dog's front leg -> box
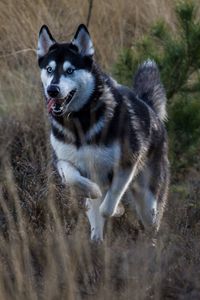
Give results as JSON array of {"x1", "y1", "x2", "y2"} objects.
[
  {"x1": 100, "y1": 164, "x2": 138, "y2": 218},
  {"x1": 57, "y1": 160, "x2": 102, "y2": 199},
  {"x1": 86, "y1": 197, "x2": 105, "y2": 241}
]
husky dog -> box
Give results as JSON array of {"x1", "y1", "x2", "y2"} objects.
[{"x1": 37, "y1": 24, "x2": 169, "y2": 241}]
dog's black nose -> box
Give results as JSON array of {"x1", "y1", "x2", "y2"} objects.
[{"x1": 47, "y1": 85, "x2": 60, "y2": 98}]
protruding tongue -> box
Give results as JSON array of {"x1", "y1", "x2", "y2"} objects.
[{"x1": 47, "y1": 99, "x2": 56, "y2": 113}]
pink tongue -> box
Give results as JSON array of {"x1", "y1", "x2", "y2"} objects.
[{"x1": 47, "y1": 99, "x2": 56, "y2": 113}]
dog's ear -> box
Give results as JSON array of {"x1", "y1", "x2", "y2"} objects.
[
  {"x1": 37, "y1": 25, "x2": 56, "y2": 59},
  {"x1": 71, "y1": 24, "x2": 94, "y2": 57}
]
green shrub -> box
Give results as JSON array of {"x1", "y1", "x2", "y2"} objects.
[
  {"x1": 113, "y1": 0, "x2": 200, "y2": 176},
  {"x1": 168, "y1": 94, "x2": 200, "y2": 172},
  {"x1": 113, "y1": 1, "x2": 200, "y2": 99}
]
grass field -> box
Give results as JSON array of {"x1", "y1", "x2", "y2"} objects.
[{"x1": 0, "y1": 1, "x2": 200, "y2": 299}]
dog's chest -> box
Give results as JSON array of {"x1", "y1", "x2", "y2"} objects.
[{"x1": 51, "y1": 133, "x2": 120, "y2": 181}]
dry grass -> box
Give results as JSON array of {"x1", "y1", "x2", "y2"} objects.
[
  {"x1": 0, "y1": 0, "x2": 176, "y2": 112},
  {"x1": 0, "y1": 0, "x2": 176, "y2": 65},
  {"x1": 0, "y1": 0, "x2": 200, "y2": 299},
  {"x1": 1, "y1": 109, "x2": 200, "y2": 300}
]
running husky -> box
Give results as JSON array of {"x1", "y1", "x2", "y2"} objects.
[{"x1": 37, "y1": 24, "x2": 169, "y2": 241}]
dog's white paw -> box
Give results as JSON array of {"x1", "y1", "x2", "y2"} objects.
[
  {"x1": 100, "y1": 198, "x2": 125, "y2": 218},
  {"x1": 90, "y1": 230, "x2": 103, "y2": 243},
  {"x1": 71, "y1": 177, "x2": 102, "y2": 199},
  {"x1": 99, "y1": 201, "x2": 114, "y2": 218},
  {"x1": 112, "y1": 203, "x2": 125, "y2": 218},
  {"x1": 89, "y1": 223, "x2": 104, "y2": 242},
  {"x1": 86, "y1": 180, "x2": 102, "y2": 199}
]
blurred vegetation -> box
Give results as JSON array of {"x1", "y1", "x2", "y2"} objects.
[
  {"x1": 113, "y1": 0, "x2": 200, "y2": 177},
  {"x1": 0, "y1": 1, "x2": 200, "y2": 299}
]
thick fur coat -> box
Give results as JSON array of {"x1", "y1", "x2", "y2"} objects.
[{"x1": 37, "y1": 24, "x2": 169, "y2": 241}]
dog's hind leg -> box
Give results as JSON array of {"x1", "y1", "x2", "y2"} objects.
[
  {"x1": 133, "y1": 187, "x2": 158, "y2": 231},
  {"x1": 132, "y1": 159, "x2": 169, "y2": 232},
  {"x1": 86, "y1": 198, "x2": 105, "y2": 241}
]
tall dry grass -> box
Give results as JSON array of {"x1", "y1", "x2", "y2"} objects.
[
  {"x1": 0, "y1": 0, "x2": 200, "y2": 299},
  {"x1": 0, "y1": 110, "x2": 171, "y2": 300},
  {"x1": 0, "y1": 0, "x2": 176, "y2": 113},
  {"x1": 0, "y1": 0, "x2": 176, "y2": 64}
]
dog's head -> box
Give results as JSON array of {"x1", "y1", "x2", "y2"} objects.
[{"x1": 37, "y1": 24, "x2": 95, "y2": 116}]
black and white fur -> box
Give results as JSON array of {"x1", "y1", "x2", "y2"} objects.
[{"x1": 37, "y1": 24, "x2": 169, "y2": 241}]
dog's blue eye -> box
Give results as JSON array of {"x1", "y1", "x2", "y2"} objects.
[
  {"x1": 47, "y1": 66, "x2": 53, "y2": 74},
  {"x1": 66, "y1": 67, "x2": 74, "y2": 75}
]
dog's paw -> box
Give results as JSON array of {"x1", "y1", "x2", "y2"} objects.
[
  {"x1": 112, "y1": 203, "x2": 125, "y2": 218},
  {"x1": 90, "y1": 231, "x2": 103, "y2": 243},
  {"x1": 99, "y1": 201, "x2": 114, "y2": 218},
  {"x1": 100, "y1": 196, "x2": 124, "y2": 218},
  {"x1": 72, "y1": 177, "x2": 102, "y2": 199},
  {"x1": 85, "y1": 180, "x2": 102, "y2": 199}
]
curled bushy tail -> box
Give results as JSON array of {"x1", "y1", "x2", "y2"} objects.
[{"x1": 133, "y1": 59, "x2": 167, "y2": 121}]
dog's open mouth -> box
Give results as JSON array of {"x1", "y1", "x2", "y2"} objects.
[{"x1": 47, "y1": 89, "x2": 76, "y2": 116}]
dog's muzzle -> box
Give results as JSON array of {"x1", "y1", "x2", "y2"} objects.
[{"x1": 47, "y1": 89, "x2": 76, "y2": 116}]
